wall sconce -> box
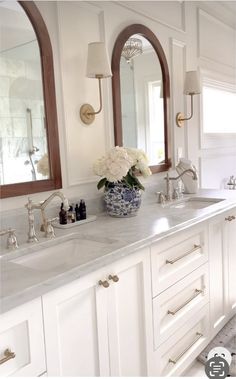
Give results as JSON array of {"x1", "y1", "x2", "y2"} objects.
[
  {"x1": 176, "y1": 70, "x2": 201, "y2": 128},
  {"x1": 80, "y1": 42, "x2": 112, "y2": 125}
]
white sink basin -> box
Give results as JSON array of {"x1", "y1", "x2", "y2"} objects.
[
  {"x1": 168, "y1": 197, "x2": 225, "y2": 210},
  {"x1": 11, "y1": 236, "x2": 115, "y2": 273}
]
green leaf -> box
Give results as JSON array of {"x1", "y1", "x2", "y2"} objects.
[
  {"x1": 124, "y1": 171, "x2": 145, "y2": 191},
  {"x1": 97, "y1": 177, "x2": 107, "y2": 190}
]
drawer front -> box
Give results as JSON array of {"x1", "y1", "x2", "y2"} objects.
[
  {"x1": 151, "y1": 223, "x2": 208, "y2": 296},
  {"x1": 153, "y1": 303, "x2": 210, "y2": 377},
  {"x1": 0, "y1": 298, "x2": 46, "y2": 377},
  {"x1": 153, "y1": 264, "x2": 209, "y2": 348}
]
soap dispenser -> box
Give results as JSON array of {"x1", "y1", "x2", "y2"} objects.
[{"x1": 59, "y1": 203, "x2": 67, "y2": 225}]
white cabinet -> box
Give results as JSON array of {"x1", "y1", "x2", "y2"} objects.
[
  {"x1": 208, "y1": 208, "x2": 236, "y2": 338},
  {"x1": 153, "y1": 304, "x2": 210, "y2": 377},
  {"x1": 208, "y1": 213, "x2": 228, "y2": 336},
  {"x1": 0, "y1": 298, "x2": 46, "y2": 377},
  {"x1": 2, "y1": 205, "x2": 235, "y2": 377},
  {"x1": 153, "y1": 263, "x2": 209, "y2": 348},
  {"x1": 151, "y1": 223, "x2": 208, "y2": 296},
  {"x1": 42, "y1": 247, "x2": 153, "y2": 377}
]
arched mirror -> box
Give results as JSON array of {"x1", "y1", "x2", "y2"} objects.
[
  {"x1": 112, "y1": 24, "x2": 171, "y2": 173},
  {"x1": 0, "y1": 1, "x2": 61, "y2": 198}
]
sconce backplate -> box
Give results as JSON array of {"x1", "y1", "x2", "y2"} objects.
[
  {"x1": 80, "y1": 104, "x2": 95, "y2": 125},
  {"x1": 176, "y1": 112, "x2": 185, "y2": 128}
]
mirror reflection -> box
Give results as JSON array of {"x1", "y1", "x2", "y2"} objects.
[
  {"x1": 120, "y1": 34, "x2": 164, "y2": 166},
  {"x1": 0, "y1": 1, "x2": 49, "y2": 185}
]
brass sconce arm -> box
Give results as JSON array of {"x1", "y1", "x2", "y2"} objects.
[
  {"x1": 176, "y1": 70, "x2": 201, "y2": 128},
  {"x1": 80, "y1": 77, "x2": 103, "y2": 125},
  {"x1": 176, "y1": 93, "x2": 194, "y2": 128}
]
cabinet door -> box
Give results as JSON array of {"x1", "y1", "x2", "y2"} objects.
[
  {"x1": 106, "y1": 247, "x2": 153, "y2": 377},
  {"x1": 224, "y1": 209, "x2": 236, "y2": 315},
  {"x1": 42, "y1": 268, "x2": 110, "y2": 377},
  {"x1": 208, "y1": 214, "x2": 228, "y2": 337},
  {"x1": 0, "y1": 298, "x2": 46, "y2": 377}
]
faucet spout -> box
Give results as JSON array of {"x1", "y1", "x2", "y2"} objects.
[
  {"x1": 40, "y1": 191, "x2": 69, "y2": 232},
  {"x1": 164, "y1": 168, "x2": 198, "y2": 202},
  {"x1": 40, "y1": 191, "x2": 69, "y2": 211},
  {"x1": 169, "y1": 168, "x2": 198, "y2": 181}
]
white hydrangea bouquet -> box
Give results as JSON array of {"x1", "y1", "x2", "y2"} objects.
[{"x1": 93, "y1": 146, "x2": 152, "y2": 191}]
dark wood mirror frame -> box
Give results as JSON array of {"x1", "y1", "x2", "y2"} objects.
[
  {"x1": 112, "y1": 24, "x2": 171, "y2": 174},
  {"x1": 0, "y1": 1, "x2": 62, "y2": 198}
]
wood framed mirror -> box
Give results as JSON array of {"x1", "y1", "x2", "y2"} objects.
[
  {"x1": 0, "y1": 1, "x2": 62, "y2": 198},
  {"x1": 112, "y1": 24, "x2": 171, "y2": 173}
]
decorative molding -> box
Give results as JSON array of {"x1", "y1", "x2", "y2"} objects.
[
  {"x1": 170, "y1": 38, "x2": 187, "y2": 165},
  {"x1": 76, "y1": 1, "x2": 104, "y2": 15},
  {"x1": 67, "y1": 176, "x2": 98, "y2": 187},
  {"x1": 56, "y1": 2, "x2": 108, "y2": 187},
  {"x1": 199, "y1": 57, "x2": 236, "y2": 79},
  {"x1": 198, "y1": 8, "x2": 236, "y2": 69},
  {"x1": 114, "y1": 1, "x2": 186, "y2": 33},
  {"x1": 198, "y1": 8, "x2": 236, "y2": 33}
]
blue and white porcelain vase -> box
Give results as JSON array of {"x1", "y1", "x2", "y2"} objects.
[{"x1": 104, "y1": 183, "x2": 142, "y2": 217}]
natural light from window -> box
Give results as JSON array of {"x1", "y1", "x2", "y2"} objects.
[
  {"x1": 203, "y1": 84, "x2": 236, "y2": 134},
  {"x1": 148, "y1": 81, "x2": 164, "y2": 165}
]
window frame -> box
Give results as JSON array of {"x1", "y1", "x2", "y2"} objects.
[{"x1": 200, "y1": 75, "x2": 236, "y2": 149}]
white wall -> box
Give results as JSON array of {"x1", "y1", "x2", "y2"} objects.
[{"x1": 1, "y1": 0, "x2": 236, "y2": 211}]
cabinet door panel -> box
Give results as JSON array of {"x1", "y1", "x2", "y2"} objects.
[
  {"x1": 225, "y1": 210, "x2": 236, "y2": 314},
  {"x1": 107, "y1": 248, "x2": 153, "y2": 377},
  {"x1": 42, "y1": 270, "x2": 109, "y2": 376},
  {"x1": 209, "y1": 215, "x2": 228, "y2": 336}
]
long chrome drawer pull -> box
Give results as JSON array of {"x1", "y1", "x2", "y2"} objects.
[
  {"x1": 169, "y1": 332, "x2": 203, "y2": 364},
  {"x1": 166, "y1": 244, "x2": 201, "y2": 265},
  {"x1": 0, "y1": 349, "x2": 16, "y2": 365},
  {"x1": 167, "y1": 289, "x2": 203, "y2": 315}
]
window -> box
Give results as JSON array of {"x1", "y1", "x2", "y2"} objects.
[
  {"x1": 202, "y1": 78, "x2": 236, "y2": 134},
  {"x1": 148, "y1": 80, "x2": 164, "y2": 165}
]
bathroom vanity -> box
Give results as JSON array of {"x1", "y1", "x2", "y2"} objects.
[{"x1": 0, "y1": 191, "x2": 236, "y2": 377}]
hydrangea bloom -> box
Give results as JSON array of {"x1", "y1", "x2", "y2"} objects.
[{"x1": 93, "y1": 146, "x2": 151, "y2": 190}]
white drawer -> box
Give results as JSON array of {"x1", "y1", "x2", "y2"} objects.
[
  {"x1": 153, "y1": 263, "x2": 209, "y2": 348},
  {"x1": 153, "y1": 303, "x2": 210, "y2": 377},
  {"x1": 0, "y1": 298, "x2": 46, "y2": 377},
  {"x1": 151, "y1": 223, "x2": 208, "y2": 296}
]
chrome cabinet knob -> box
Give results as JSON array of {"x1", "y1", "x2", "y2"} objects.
[
  {"x1": 98, "y1": 280, "x2": 110, "y2": 288},
  {"x1": 108, "y1": 274, "x2": 119, "y2": 283}
]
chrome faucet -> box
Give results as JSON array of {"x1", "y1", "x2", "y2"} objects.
[
  {"x1": 25, "y1": 191, "x2": 69, "y2": 241},
  {"x1": 158, "y1": 169, "x2": 198, "y2": 204},
  {"x1": 167, "y1": 168, "x2": 198, "y2": 182}
]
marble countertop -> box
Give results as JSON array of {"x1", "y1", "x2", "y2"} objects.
[{"x1": 1, "y1": 189, "x2": 236, "y2": 314}]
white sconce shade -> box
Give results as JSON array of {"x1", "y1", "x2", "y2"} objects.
[
  {"x1": 184, "y1": 70, "x2": 201, "y2": 95},
  {"x1": 86, "y1": 42, "x2": 112, "y2": 78}
]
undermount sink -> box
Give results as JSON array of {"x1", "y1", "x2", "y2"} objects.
[
  {"x1": 11, "y1": 235, "x2": 116, "y2": 273},
  {"x1": 167, "y1": 197, "x2": 225, "y2": 210}
]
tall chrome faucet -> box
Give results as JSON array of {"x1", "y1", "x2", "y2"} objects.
[
  {"x1": 158, "y1": 169, "x2": 198, "y2": 204},
  {"x1": 25, "y1": 191, "x2": 69, "y2": 242}
]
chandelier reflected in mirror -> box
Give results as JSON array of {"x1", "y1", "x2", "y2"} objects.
[{"x1": 121, "y1": 37, "x2": 143, "y2": 63}]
